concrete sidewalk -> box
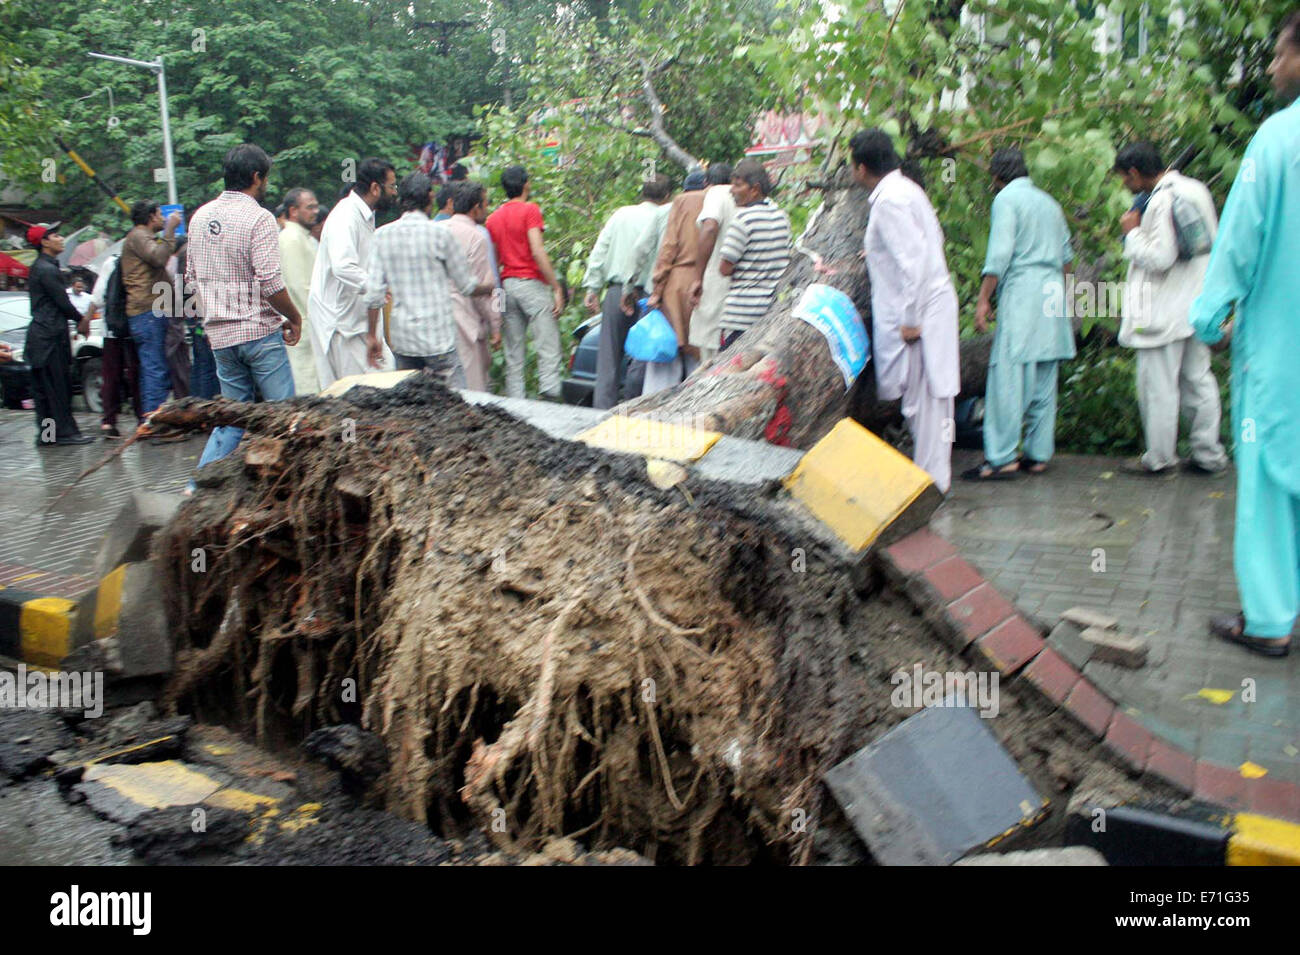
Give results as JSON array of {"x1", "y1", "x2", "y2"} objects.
[{"x1": 937, "y1": 448, "x2": 1300, "y2": 785}]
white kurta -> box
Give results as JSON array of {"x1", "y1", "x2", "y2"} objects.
[
  {"x1": 863, "y1": 170, "x2": 961, "y2": 491},
  {"x1": 308, "y1": 190, "x2": 392, "y2": 387}
]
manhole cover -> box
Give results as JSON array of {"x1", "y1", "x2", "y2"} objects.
[{"x1": 959, "y1": 503, "x2": 1114, "y2": 534}]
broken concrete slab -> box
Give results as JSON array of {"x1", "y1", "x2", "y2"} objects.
[
  {"x1": 93, "y1": 492, "x2": 184, "y2": 579},
  {"x1": 1079, "y1": 626, "x2": 1148, "y2": 669},
  {"x1": 1061, "y1": 606, "x2": 1120, "y2": 631},
  {"x1": 823, "y1": 703, "x2": 1048, "y2": 865},
  {"x1": 102, "y1": 562, "x2": 174, "y2": 679},
  {"x1": 0, "y1": 709, "x2": 76, "y2": 780}
]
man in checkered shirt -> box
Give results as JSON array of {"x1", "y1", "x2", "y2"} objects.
[
  {"x1": 364, "y1": 172, "x2": 493, "y2": 387},
  {"x1": 184, "y1": 143, "x2": 303, "y2": 485}
]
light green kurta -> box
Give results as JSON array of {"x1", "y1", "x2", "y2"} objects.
[
  {"x1": 1190, "y1": 96, "x2": 1300, "y2": 638},
  {"x1": 982, "y1": 176, "x2": 1076, "y2": 365}
]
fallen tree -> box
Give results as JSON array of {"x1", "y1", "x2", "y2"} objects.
[
  {"x1": 151, "y1": 379, "x2": 941, "y2": 863},
  {"x1": 617, "y1": 166, "x2": 998, "y2": 449}
]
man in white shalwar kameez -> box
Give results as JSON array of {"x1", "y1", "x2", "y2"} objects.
[
  {"x1": 851, "y1": 129, "x2": 961, "y2": 493},
  {"x1": 309, "y1": 159, "x2": 397, "y2": 388}
]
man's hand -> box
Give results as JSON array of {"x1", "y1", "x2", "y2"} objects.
[
  {"x1": 164, "y1": 212, "x2": 182, "y2": 236},
  {"x1": 688, "y1": 280, "x2": 703, "y2": 309},
  {"x1": 646, "y1": 292, "x2": 661, "y2": 310},
  {"x1": 584, "y1": 290, "x2": 600, "y2": 315},
  {"x1": 682, "y1": 343, "x2": 701, "y2": 362},
  {"x1": 900, "y1": 325, "x2": 922, "y2": 343},
  {"x1": 975, "y1": 298, "x2": 993, "y2": 334},
  {"x1": 620, "y1": 293, "x2": 637, "y2": 317},
  {"x1": 77, "y1": 316, "x2": 90, "y2": 338},
  {"x1": 0, "y1": 342, "x2": 12, "y2": 364},
  {"x1": 552, "y1": 286, "x2": 565, "y2": 318},
  {"x1": 490, "y1": 330, "x2": 502, "y2": 349},
  {"x1": 1120, "y1": 209, "x2": 1141, "y2": 235},
  {"x1": 1211, "y1": 320, "x2": 1233, "y2": 353},
  {"x1": 283, "y1": 321, "x2": 301, "y2": 347},
  {"x1": 365, "y1": 332, "x2": 383, "y2": 367}
]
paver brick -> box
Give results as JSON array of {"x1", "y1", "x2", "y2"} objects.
[
  {"x1": 1021, "y1": 647, "x2": 1081, "y2": 707},
  {"x1": 922, "y1": 555, "x2": 984, "y2": 602},
  {"x1": 1195, "y1": 761, "x2": 1248, "y2": 811},
  {"x1": 1063, "y1": 679, "x2": 1116, "y2": 738},
  {"x1": 1102, "y1": 712, "x2": 1153, "y2": 773},
  {"x1": 1144, "y1": 739, "x2": 1196, "y2": 793},
  {"x1": 945, "y1": 583, "x2": 1018, "y2": 650},
  {"x1": 974, "y1": 616, "x2": 1044, "y2": 675}
]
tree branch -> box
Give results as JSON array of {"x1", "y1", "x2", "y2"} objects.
[{"x1": 638, "y1": 56, "x2": 700, "y2": 171}]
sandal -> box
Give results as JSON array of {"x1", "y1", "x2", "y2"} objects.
[
  {"x1": 1019, "y1": 456, "x2": 1048, "y2": 474},
  {"x1": 1209, "y1": 613, "x2": 1291, "y2": 657},
  {"x1": 961, "y1": 461, "x2": 1020, "y2": 482}
]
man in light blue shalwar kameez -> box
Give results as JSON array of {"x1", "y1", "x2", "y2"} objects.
[
  {"x1": 965, "y1": 148, "x2": 1075, "y2": 481},
  {"x1": 1191, "y1": 14, "x2": 1300, "y2": 657}
]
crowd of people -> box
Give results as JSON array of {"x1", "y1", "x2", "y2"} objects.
[{"x1": 10, "y1": 8, "x2": 1300, "y2": 657}]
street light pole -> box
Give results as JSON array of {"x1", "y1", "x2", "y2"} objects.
[{"x1": 87, "y1": 52, "x2": 178, "y2": 206}]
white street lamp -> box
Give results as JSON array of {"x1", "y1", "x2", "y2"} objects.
[{"x1": 87, "y1": 52, "x2": 178, "y2": 206}]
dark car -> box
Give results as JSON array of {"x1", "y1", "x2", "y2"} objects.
[
  {"x1": 0, "y1": 293, "x2": 104, "y2": 413},
  {"x1": 561, "y1": 319, "x2": 641, "y2": 406}
]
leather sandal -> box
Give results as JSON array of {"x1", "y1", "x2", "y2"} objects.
[
  {"x1": 961, "y1": 461, "x2": 1020, "y2": 481},
  {"x1": 1209, "y1": 613, "x2": 1290, "y2": 657}
]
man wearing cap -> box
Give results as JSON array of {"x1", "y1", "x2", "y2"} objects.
[{"x1": 25, "y1": 224, "x2": 93, "y2": 446}]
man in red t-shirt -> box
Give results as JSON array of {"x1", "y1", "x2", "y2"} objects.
[{"x1": 484, "y1": 165, "x2": 565, "y2": 399}]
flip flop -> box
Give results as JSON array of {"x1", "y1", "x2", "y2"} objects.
[
  {"x1": 1019, "y1": 457, "x2": 1048, "y2": 474},
  {"x1": 961, "y1": 461, "x2": 1020, "y2": 482},
  {"x1": 1209, "y1": 613, "x2": 1291, "y2": 657}
]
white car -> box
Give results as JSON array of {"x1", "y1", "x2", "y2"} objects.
[{"x1": 0, "y1": 291, "x2": 106, "y2": 413}]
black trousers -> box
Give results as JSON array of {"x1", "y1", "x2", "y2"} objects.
[
  {"x1": 101, "y1": 336, "x2": 142, "y2": 428},
  {"x1": 30, "y1": 357, "x2": 82, "y2": 443}
]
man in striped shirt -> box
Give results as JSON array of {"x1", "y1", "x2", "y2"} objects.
[
  {"x1": 185, "y1": 143, "x2": 303, "y2": 486},
  {"x1": 363, "y1": 172, "x2": 493, "y2": 387},
  {"x1": 718, "y1": 160, "x2": 792, "y2": 347}
]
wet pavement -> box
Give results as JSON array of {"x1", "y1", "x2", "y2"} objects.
[
  {"x1": 939, "y1": 448, "x2": 1300, "y2": 783},
  {"x1": 0, "y1": 407, "x2": 201, "y2": 594}
]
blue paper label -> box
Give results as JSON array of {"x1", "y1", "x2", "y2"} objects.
[{"x1": 793, "y1": 284, "x2": 869, "y2": 388}]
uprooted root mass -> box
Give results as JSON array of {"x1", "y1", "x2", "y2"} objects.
[{"x1": 146, "y1": 377, "x2": 1001, "y2": 863}]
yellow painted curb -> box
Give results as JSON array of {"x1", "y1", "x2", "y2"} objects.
[
  {"x1": 577, "y1": 414, "x2": 721, "y2": 463},
  {"x1": 784, "y1": 418, "x2": 932, "y2": 551},
  {"x1": 1228, "y1": 812, "x2": 1300, "y2": 866},
  {"x1": 19, "y1": 597, "x2": 76, "y2": 669},
  {"x1": 93, "y1": 564, "x2": 126, "y2": 640}
]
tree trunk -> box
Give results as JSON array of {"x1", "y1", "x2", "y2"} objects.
[{"x1": 618, "y1": 166, "x2": 996, "y2": 449}]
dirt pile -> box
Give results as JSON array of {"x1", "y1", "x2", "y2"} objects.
[{"x1": 149, "y1": 375, "x2": 1168, "y2": 864}]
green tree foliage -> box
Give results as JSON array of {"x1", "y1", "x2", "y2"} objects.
[
  {"x1": 479, "y1": 0, "x2": 776, "y2": 288},
  {"x1": 0, "y1": 0, "x2": 500, "y2": 231},
  {"x1": 753, "y1": 0, "x2": 1296, "y2": 334}
]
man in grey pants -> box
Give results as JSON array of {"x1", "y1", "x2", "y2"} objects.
[
  {"x1": 484, "y1": 165, "x2": 566, "y2": 399},
  {"x1": 584, "y1": 175, "x2": 672, "y2": 409}
]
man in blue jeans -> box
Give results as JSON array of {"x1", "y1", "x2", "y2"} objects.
[
  {"x1": 184, "y1": 144, "x2": 303, "y2": 490},
  {"x1": 120, "y1": 200, "x2": 182, "y2": 438}
]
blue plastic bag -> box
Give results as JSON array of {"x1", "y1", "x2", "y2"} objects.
[{"x1": 624, "y1": 308, "x2": 678, "y2": 363}]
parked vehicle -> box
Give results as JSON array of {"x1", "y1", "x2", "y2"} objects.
[{"x1": 0, "y1": 292, "x2": 105, "y2": 414}]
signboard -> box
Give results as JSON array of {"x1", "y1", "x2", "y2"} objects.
[{"x1": 793, "y1": 283, "x2": 869, "y2": 389}]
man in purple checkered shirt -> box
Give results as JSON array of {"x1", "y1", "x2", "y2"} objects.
[{"x1": 184, "y1": 144, "x2": 304, "y2": 490}]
